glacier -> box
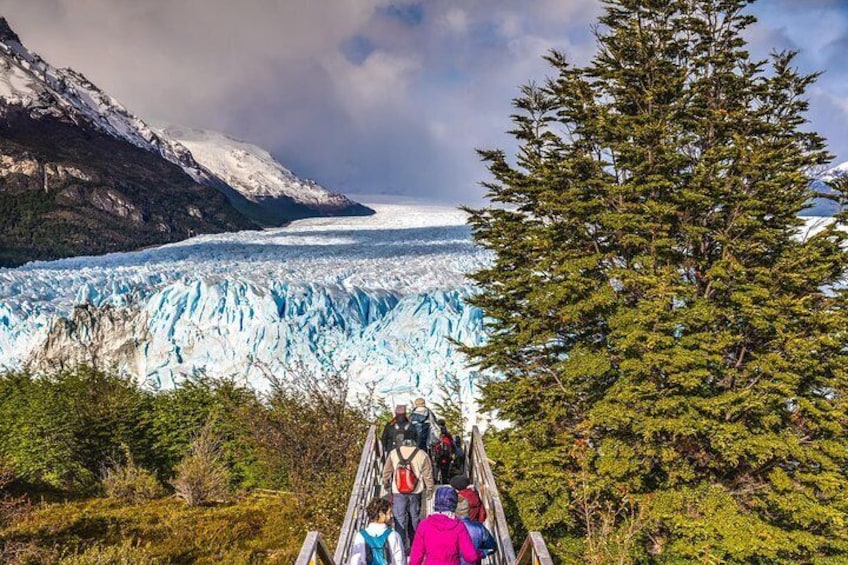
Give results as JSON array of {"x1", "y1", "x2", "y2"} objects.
[{"x1": 0, "y1": 203, "x2": 493, "y2": 424}]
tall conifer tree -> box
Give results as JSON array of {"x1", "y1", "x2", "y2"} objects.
[{"x1": 466, "y1": 0, "x2": 848, "y2": 562}]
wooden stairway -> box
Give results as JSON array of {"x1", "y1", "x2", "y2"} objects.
[{"x1": 295, "y1": 425, "x2": 553, "y2": 565}]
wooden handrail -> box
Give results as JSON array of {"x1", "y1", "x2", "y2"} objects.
[
  {"x1": 334, "y1": 424, "x2": 383, "y2": 565},
  {"x1": 513, "y1": 532, "x2": 554, "y2": 565},
  {"x1": 468, "y1": 425, "x2": 517, "y2": 565},
  {"x1": 295, "y1": 531, "x2": 336, "y2": 565}
]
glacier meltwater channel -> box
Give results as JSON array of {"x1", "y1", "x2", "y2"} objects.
[{"x1": 0, "y1": 203, "x2": 492, "y2": 422}]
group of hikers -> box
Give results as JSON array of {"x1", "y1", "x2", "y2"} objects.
[{"x1": 348, "y1": 398, "x2": 497, "y2": 565}]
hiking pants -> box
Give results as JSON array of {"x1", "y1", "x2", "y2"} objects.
[{"x1": 392, "y1": 492, "x2": 421, "y2": 550}]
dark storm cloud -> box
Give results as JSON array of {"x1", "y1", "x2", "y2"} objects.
[{"x1": 0, "y1": 0, "x2": 846, "y2": 203}]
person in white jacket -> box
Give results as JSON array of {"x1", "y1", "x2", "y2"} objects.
[{"x1": 348, "y1": 498, "x2": 405, "y2": 565}]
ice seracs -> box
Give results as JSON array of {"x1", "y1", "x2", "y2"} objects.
[{"x1": 0, "y1": 204, "x2": 491, "y2": 425}]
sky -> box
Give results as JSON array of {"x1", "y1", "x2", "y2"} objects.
[{"x1": 1, "y1": 0, "x2": 847, "y2": 205}]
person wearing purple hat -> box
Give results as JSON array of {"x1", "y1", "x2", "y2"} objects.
[{"x1": 409, "y1": 486, "x2": 480, "y2": 565}]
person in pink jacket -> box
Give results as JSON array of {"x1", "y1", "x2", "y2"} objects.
[{"x1": 409, "y1": 486, "x2": 481, "y2": 565}]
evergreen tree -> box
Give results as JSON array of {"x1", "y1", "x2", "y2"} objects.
[{"x1": 465, "y1": 0, "x2": 848, "y2": 562}]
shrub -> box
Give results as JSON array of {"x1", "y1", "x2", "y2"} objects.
[
  {"x1": 101, "y1": 448, "x2": 164, "y2": 504},
  {"x1": 0, "y1": 462, "x2": 30, "y2": 528},
  {"x1": 0, "y1": 367, "x2": 153, "y2": 494},
  {"x1": 170, "y1": 422, "x2": 231, "y2": 506}
]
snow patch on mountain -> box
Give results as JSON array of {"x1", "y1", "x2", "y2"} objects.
[{"x1": 158, "y1": 126, "x2": 364, "y2": 213}]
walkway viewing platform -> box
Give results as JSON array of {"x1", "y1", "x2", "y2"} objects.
[{"x1": 296, "y1": 425, "x2": 553, "y2": 565}]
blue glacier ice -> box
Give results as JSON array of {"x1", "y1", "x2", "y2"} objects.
[{"x1": 0, "y1": 203, "x2": 493, "y2": 425}]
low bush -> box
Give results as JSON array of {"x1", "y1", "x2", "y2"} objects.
[
  {"x1": 101, "y1": 448, "x2": 164, "y2": 505},
  {"x1": 170, "y1": 422, "x2": 231, "y2": 507},
  {"x1": 60, "y1": 539, "x2": 160, "y2": 564},
  {"x1": 0, "y1": 463, "x2": 29, "y2": 528}
]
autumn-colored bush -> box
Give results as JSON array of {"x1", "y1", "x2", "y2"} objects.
[
  {"x1": 170, "y1": 422, "x2": 232, "y2": 507},
  {"x1": 101, "y1": 448, "x2": 164, "y2": 505}
]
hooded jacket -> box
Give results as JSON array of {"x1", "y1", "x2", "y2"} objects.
[
  {"x1": 409, "y1": 513, "x2": 481, "y2": 565},
  {"x1": 459, "y1": 518, "x2": 496, "y2": 565}
]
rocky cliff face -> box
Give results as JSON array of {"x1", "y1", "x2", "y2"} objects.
[
  {"x1": 0, "y1": 103, "x2": 255, "y2": 267},
  {"x1": 27, "y1": 303, "x2": 151, "y2": 376},
  {"x1": 0, "y1": 15, "x2": 373, "y2": 266}
]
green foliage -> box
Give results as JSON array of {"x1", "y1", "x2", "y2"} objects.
[
  {"x1": 59, "y1": 540, "x2": 160, "y2": 565},
  {"x1": 147, "y1": 377, "x2": 260, "y2": 487},
  {"x1": 0, "y1": 367, "x2": 152, "y2": 493},
  {"x1": 0, "y1": 495, "x2": 309, "y2": 564},
  {"x1": 467, "y1": 0, "x2": 848, "y2": 562},
  {"x1": 0, "y1": 364, "x2": 370, "y2": 560},
  {"x1": 433, "y1": 373, "x2": 468, "y2": 435}
]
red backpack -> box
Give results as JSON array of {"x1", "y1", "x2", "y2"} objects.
[
  {"x1": 433, "y1": 433, "x2": 454, "y2": 465},
  {"x1": 393, "y1": 448, "x2": 420, "y2": 493}
]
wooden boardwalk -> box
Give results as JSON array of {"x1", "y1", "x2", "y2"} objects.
[{"x1": 296, "y1": 425, "x2": 553, "y2": 565}]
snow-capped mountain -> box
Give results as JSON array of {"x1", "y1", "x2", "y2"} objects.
[
  {"x1": 0, "y1": 17, "x2": 209, "y2": 182},
  {"x1": 159, "y1": 126, "x2": 373, "y2": 218},
  {"x1": 0, "y1": 15, "x2": 371, "y2": 252},
  {"x1": 0, "y1": 204, "x2": 492, "y2": 425}
]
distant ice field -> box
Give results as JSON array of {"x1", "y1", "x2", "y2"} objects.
[{"x1": 1, "y1": 203, "x2": 487, "y2": 310}]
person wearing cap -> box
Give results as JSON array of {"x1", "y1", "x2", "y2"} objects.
[
  {"x1": 382, "y1": 404, "x2": 414, "y2": 455},
  {"x1": 409, "y1": 486, "x2": 480, "y2": 565},
  {"x1": 449, "y1": 475, "x2": 487, "y2": 523},
  {"x1": 410, "y1": 397, "x2": 440, "y2": 450},
  {"x1": 456, "y1": 498, "x2": 496, "y2": 565},
  {"x1": 382, "y1": 427, "x2": 434, "y2": 552}
]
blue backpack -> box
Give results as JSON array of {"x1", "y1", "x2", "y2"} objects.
[
  {"x1": 409, "y1": 409, "x2": 431, "y2": 449},
  {"x1": 361, "y1": 528, "x2": 392, "y2": 565}
]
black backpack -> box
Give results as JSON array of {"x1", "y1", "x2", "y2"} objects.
[{"x1": 389, "y1": 421, "x2": 411, "y2": 450}]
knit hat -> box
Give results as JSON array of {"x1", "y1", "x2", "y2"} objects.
[
  {"x1": 456, "y1": 498, "x2": 470, "y2": 518},
  {"x1": 434, "y1": 486, "x2": 458, "y2": 512},
  {"x1": 450, "y1": 475, "x2": 471, "y2": 491}
]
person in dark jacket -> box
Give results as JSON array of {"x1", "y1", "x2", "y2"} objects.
[
  {"x1": 456, "y1": 498, "x2": 496, "y2": 565},
  {"x1": 382, "y1": 404, "x2": 414, "y2": 455},
  {"x1": 450, "y1": 475, "x2": 487, "y2": 523},
  {"x1": 410, "y1": 398, "x2": 439, "y2": 450}
]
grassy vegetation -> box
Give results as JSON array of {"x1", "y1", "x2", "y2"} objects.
[
  {"x1": 0, "y1": 365, "x2": 367, "y2": 564},
  {"x1": 3, "y1": 494, "x2": 322, "y2": 564}
]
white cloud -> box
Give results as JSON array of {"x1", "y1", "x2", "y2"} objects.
[{"x1": 442, "y1": 8, "x2": 468, "y2": 34}]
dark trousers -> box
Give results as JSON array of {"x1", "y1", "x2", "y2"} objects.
[
  {"x1": 392, "y1": 492, "x2": 422, "y2": 550},
  {"x1": 438, "y1": 460, "x2": 452, "y2": 484}
]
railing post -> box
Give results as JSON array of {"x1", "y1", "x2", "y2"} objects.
[
  {"x1": 513, "y1": 532, "x2": 554, "y2": 565},
  {"x1": 468, "y1": 425, "x2": 517, "y2": 565},
  {"x1": 295, "y1": 531, "x2": 336, "y2": 565}
]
